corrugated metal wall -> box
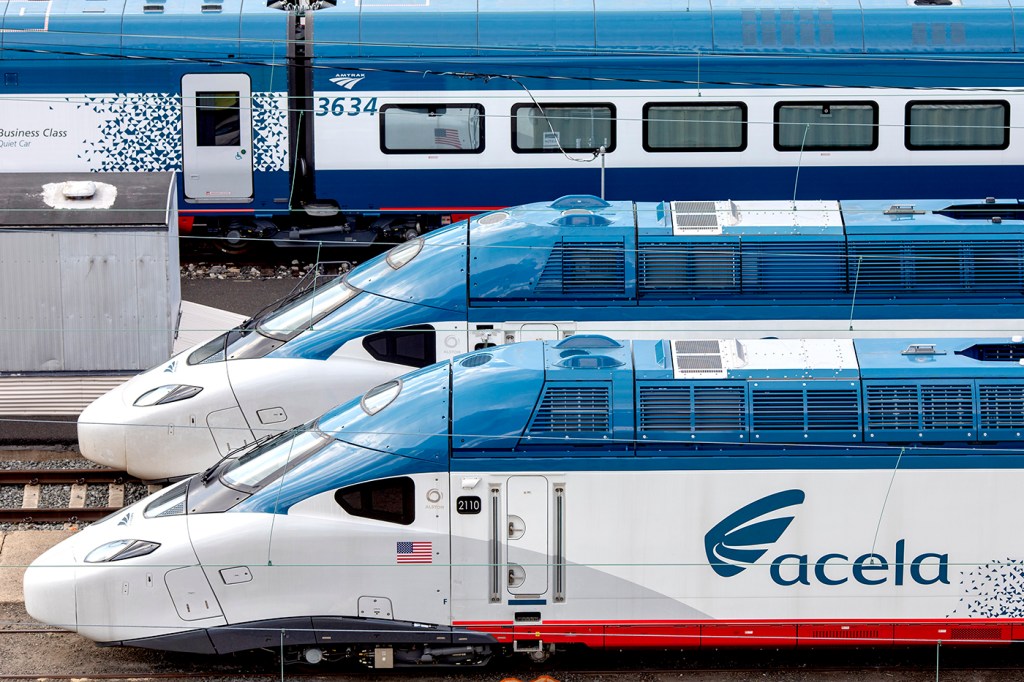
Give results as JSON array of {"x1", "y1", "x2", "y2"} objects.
[
  {"x1": 0, "y1": 178, "x2": 179, "y2": 373},
  {"x1": 0, "y1": 375, "x2": 130, "y2": 416}
]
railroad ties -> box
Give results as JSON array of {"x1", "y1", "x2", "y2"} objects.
[{"x1": 0, "y1": 469, "x2": 151, "y2": 523}]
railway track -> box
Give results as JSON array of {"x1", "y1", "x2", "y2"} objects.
[{"x1": 0, "y1": 468, "x2": 150, "y2": 523}]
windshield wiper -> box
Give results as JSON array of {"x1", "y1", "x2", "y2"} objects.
[{"x1": 199, "y1": 431, "x2": 280, "y2": 484}]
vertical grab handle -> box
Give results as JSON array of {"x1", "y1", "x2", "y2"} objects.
[
  {"x1": 489, "y1": 488, "x2": 501, "y2": 603},
  {"x1": 554, "y1": 486, "x2": 566, "y2": 603}
]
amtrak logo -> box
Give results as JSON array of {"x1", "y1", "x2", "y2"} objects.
[
  {"x1": 163, "y1": 359, "x2": 177, "y2": 373},
  {"x1": 330, "y1": 73, "x2": 366, "y2": 90},
  {"x1": 117, "y1": 512, "x2": 133, "y2": 526},
  {"x1": 704, "y1": 489, "x2": 804, "y2": 578}
]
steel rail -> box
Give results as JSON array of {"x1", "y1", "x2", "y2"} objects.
[
  {"x1": 0, "y1": 507, "x2": 122, "y2": 523},
  {"x1": 0, "y1": 469, "x2": 137, "y2": 485}
]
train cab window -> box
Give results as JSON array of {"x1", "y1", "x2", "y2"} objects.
[
  {"x1": 513, "y1": 103, "x2": 616, "y2": 153},
  {"x1": 379, "y1": 104, "x2": 484, "y2": 154},
  {"x1": 195, "y1": 91, "x2": 241, "y2": 147},
  {"x1": 335, "y1": 476, "x2": 415, "y2": 525},
  {"x1": 362, "y1": 324, "x2": 436, "y2": 368},
  {"x1": 643, "y1": 103, "x2": 746, "y2": 152},
  {"x1": 774, "y1": 102, "x2": 878, "y2": 151},
  {"x1": 905, "y1": 100, "x2": 1009, "y2": 150}
]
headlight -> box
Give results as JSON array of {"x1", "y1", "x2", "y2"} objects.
[
  {"x1": 386, "y1": 238, "x2": 423, "y2": 270},
  {"x1": 133, "y1": 384, "x2": 203, "y2": 407},
  {"x1": 84, "y1": 539, "x2": 161, "y2": 563}
]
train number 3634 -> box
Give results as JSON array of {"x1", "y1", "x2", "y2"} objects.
[{"x1": 315, "y1": 96, "x2": 379, "y2": 116}]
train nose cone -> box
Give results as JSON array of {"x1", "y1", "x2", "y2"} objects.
[
  {"x1": 78, "y1": 386, "x2": 129, "y2": 470},
  {"x1": 23, "y1": 543, "x2": 78, "y2": 633}
]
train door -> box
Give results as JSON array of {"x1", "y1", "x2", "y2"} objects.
[
  {"x1": 506, "y1": 476, "x2": 549, "y2": 596},
  {"x1": 181, "y1": 73, "x2": 254, "y2": 201}
]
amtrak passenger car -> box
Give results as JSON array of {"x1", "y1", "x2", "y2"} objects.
[
  {"x1": 28, "y1": 336, "x2": 1024, "y2": 664},
  {"x1": 79, "y1": 195, "x2": 1024, "y2": 480},
  {"x1": 4, "y1": 1, "x2": 1024, "y2": 245}
]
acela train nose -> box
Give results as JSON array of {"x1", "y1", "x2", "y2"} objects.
[
  {"x1": 78, "y1": 387, "x2": 130, "y2": 470},
  {"x1": 24, "y1": 542, "x2": 78, "y2": 634}
]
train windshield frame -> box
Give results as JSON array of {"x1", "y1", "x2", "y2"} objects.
[
  {"x1": 256, "y1": 279, "x2": 360, "y2": 341},
  {"x1": 186, "y1": 279, "x2": 361, "y2": 365},
  {"x1": 220, "y1": 427, "x2": 333, "y2": 492}
]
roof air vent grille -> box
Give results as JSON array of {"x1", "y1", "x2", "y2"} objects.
[
  {"x1": 670, "y1": 200, "x2": 721, "y2": 235},
  {"x1": 527, "y1": 385, "x2": 611, "y2": 436},
  {"x1": 672, "y1": 339, "x2": 734, "y2": 379}
]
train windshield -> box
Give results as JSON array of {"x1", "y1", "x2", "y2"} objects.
[
  {"x1": 221, "y1": 427, "x2": 333, "y2": 490},
  {"x1": 186, "y1": 279, "x2": 360, "y2": 365},
  {"x1": 257, "y1": 279, "x2": 360, "y2": 341}
]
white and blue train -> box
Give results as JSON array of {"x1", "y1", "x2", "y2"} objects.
[
  {"x1": 27, "y1": 334, "x2": 1024, "y2": 665},
  {"x1": 78, "y1": 195, "x2": 1024, "y2": 479},
  {"x1": 3, "y1": 0, "x2": 1024, "y2": 246}
]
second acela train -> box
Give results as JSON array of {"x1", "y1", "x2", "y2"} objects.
[{"x1": 78, "y1": 195, "x2": 1024, "y2": 479}]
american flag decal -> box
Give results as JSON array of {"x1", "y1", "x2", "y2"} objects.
[
  {"x1": 396, "y1": 541, "x2": 433, "y2": 564},
  {"x1": 434, "y1": 127, "x2": 462, "y2": 149}
]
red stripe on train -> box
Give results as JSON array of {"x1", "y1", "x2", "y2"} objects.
[{"x1": 452, "y1": 619, "x2": 1024, "y2": 647}]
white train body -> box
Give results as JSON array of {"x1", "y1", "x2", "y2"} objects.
[{"x1": 32, "y1": 337, "x2": 1024, "y2": 663}]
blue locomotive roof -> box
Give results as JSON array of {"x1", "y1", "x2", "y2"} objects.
[
  {"x1": 447, "y1": 335, "x2": 1024, "y2": 452},
  {"x1": 248, "y1": 334, "x2": 1024, "y2": 510},
  {"x1": 466, "y1": 196, "x2": 1024, "y2": 310},
  {"x1": 309, "y1": 334, "x2": 1024, "y2": 461},
  {"x1": 5, "y1": 0, "x2": 1024, "y2": 61}
]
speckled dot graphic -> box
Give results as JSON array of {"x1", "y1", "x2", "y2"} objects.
[
  {"x1": 73, "y1": 91, "x2": 286, "y2": 173},
  {"x1": 252, "y1": 92, "x2": 288, "y2": 172},
  {"x1": 949, "y1": 558, "x2": 1024, "y2": 618},
  {"x1": 74, "y1": 94, "x2": 182, "y2": 172}
]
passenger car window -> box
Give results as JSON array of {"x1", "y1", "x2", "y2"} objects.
[
  {"x1": 380, "y1": 104, "x2": 484, "y2": 153},
  {"x1": 513, "y1": 103, "x2": 615, "y2": 153},
  {"x1": 335, "y1": 476, "x2": 415, "y2": 525},
  {"x1": 644, "y1": 103, "x2": 746, "y2": 152},
  {"x1": 774, "y1": 102, "x2": 878, "y2": 151},
  {"x1": 906, "y1": 100, "x2": 1009, "y2": 150},
  {"x1": 196, "y1": 91, "x2": 241, "y2": 147},
  {"x1": 362, "y1": 325, "x2": 436, "y2": 368}
]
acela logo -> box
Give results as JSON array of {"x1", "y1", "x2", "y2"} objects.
[
  {"x1": 705, "y1": 489, "x2": 950, "y2": 587},
  {"x1": 330, "y1": 73, "x2": 366, "y2": 89},
  {"x1": 704, "y1": 489, "x2": 804, "y2": 578}
]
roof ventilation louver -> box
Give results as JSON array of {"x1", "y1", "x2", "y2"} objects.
[
  {"x1": 979, "y1": 384, "x2": 1024, "y2": 431},
  {"x1": 670, "y1": 201, "x2": 721, "y2": 235},
  {"x1": 671, "y1": 339, "x2": 739, "y2": 379},
  {"x1": 956, "y1": 343, "x2": 1024, "y2": 362},
  {"x1": 536, "y1": 241, "x2": 626, "y2": 295},
  {"x1": 201, "y1": 3, "x2": 223, "y2": 11},
  {"x1": 143, "y1": 4, "x2": 164, "y2": 11},
  {"x1": 527, "y1": 385, "x2": 611, "y2": 436}
]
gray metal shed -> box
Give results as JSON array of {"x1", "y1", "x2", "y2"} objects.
[{"x1": 0, "y1": 172, "x2": 180, "y2": 374}]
